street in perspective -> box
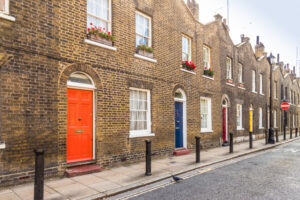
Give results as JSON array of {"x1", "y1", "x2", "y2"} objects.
[{"x1": 1, "y1": 0, "x2": 300, "y2": 200}]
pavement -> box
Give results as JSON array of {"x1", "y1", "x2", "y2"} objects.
[
  {"x1": 0, "y1": 134, "x2": 299, "y2": 200},
  {"x1": 129, "y1": 137, "x2": 300, "y2": 200}
]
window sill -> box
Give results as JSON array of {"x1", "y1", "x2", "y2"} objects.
[
  {"x1": 202, "y1": 75, "x2": 214, "y2": 80},
  {"x1": 259, "y1": 93, "x2": 264, "y2": 96},
  {"x1": 180, "y1": 68, "x2": 196, "y2": 75},
  {"x1": 259, "y1": 127, "x2": 264, "y2": 130},
  {"x1": 252, "y1": 91, "x2": 257, "y2": 94},
  {"x1": 237, "y1": 128, "x2": 244, "y2": 131},
  {"x1": 226, "y1": 82, "x2": 235, "y2": 87},
  {"x1": 237, "y1": 86, "x2": 246, "y2": 90},
  {"x1": 0, "y1": 142, "x2": 5, "y2": 149},
  {"x1": 129, "y1": 132, "x2": 155, "y2": 138},
  {"x1": 84, "y1": 39, "x2": 117, "y2": 51},
  {"x1": 134, "y1": 54, "x2": 157, "y2": 63},
  {"x1": 0, "y1": 13, "x2": 15, "y2": 22},
  {"x1": 201, "y1": 129, "x2": 213, "y2": 133}
]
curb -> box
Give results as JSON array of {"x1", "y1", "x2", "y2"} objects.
[{"x1": 89, "y1": 137, "x2": 300, "y2": 200}]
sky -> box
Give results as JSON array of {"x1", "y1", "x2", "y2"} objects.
[{"x1": 197, "y1": 0, "x2": 300, "y2": 76}]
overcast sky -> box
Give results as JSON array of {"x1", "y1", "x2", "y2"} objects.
[{"x1": 197, "y1": 0, "x2": 300, "y2": 75}]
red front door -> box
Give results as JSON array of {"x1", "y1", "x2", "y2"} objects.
[
  {"x1": 222, "y1": 107, "x2": 227, "y2": 142},
  {"x1": 67, "y1": 89, "x2": 93, "y2": 163}
]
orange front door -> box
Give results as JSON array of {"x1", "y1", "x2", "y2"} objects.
[{"x1": 67, "y1": 89, "x2": 93, "y2": 163}]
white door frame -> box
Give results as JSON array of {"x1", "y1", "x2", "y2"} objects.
[
  {"x1": 67, "y1": 72, "x2": 96, "y2": 160},
  {"x1": 174, "y1": 89, "x2": 187, "y2": 149}
]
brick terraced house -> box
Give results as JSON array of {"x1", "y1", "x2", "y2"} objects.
[{"x1": 0, "y1": 0, "x2": 300, "y2": 186}]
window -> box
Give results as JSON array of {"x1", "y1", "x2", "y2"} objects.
[
  {"x1": 136, "y1": 12, "x2": 151, "y2": 47},
  {"x1": 0, "y1": 0, "x2": 8, "y2": 14},
  {"x1": 182, "y1": 35, "x2": 191, "y2": 61},
  {"x1": 87, "y1": 0, "x2": 111, "y2": 32},
  {"x1": 290, "y1": 90, "x2": 292, "y2": 102},
  {"x1": 129, "y1": 88, "x2": 152, "y2": 137},
  {"x1": 280, "y1": 84, "x2": 284, "y2": 100},
  {"x1": 259, "y1": 74, "x2": 263, "y2": 94},
  {"x1": 237, "y1": 104, "x2": 243, "y2": 129},
  {"x1": 274, "y1": 81, "x2": 277, "y2": 98},
  {"x1": 274, "y1": 110, "x2": 277, "y2": 128},
  {"x1": 203, "y1": 46, "x2": 211, "y2": 70},
  {"x1": 252, "y1": 70, "x2": 256, "y2": 92},
  {"x1": 259, "y1": 107, "x2": 263, "y2": 128},
  {"x1": 200, "y1": 97, "x2": 212, "y2": 132},
  {"x1": 226, "y1": 57, "x2": 232, "y2": 80},
  {"x1": 238, "y1": 63, "x2": 243, "y2": 83},
  {"x1": 285, "y1": 87, "x2": 288, "y2": 100}
]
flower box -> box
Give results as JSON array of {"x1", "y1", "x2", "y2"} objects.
[
  {"x1": 204, "y1": 68, "x2": 213, "y2": 77},
  {"x1": 182, "y1": 61, "x2": 196, "y2": 71},
  {"x1": 136, "y1": 49, "x2": 154, "y2": 58},
  {"x1": 87, "y1": 34, "x2": 113, "y2": 46},
  {"x1": 238, "y1": 83, "x2": 244, "y2": 87}
]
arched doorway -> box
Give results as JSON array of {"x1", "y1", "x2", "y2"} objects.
[
  {"x1": 174, "y1": 89, "x2": 187, "y2": 149},
  {"x1": 66, "y1": 72, "x2": 96, "y2": 163},
  {"x1": 222, "y1": 98, "x2": 229, "y2": 145}
]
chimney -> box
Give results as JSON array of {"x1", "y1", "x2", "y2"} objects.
[
  {"x1": 277, "y1": 54, "x2": 280, "y2": 63},
  {"x1": 214, "y1": 14, "x2": 223, "y2": 22},
  {"x1": 240, "y1": 34, "x2": 245, "y2": 42},
  {"x1": 255, "y1": 36, "x2": 265, "y2": 58},
  {"x1": 187, "y1": 0, "x2": 199, "y2": 21}
]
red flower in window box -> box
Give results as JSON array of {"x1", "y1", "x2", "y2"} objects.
[
  {"x1": 87, "y1": 23, "x2": 115, "y2": 44},
  {"x1": 182, "y1": 60, "x2": 197, "y2": 71}
]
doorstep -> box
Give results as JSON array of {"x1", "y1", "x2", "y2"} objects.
[
  {"x1": 65, "y1": 164, "x2": 102, "y2": 178},
  {"x1": 173, "y1": 149, "x2": 191, "y2": 156}
]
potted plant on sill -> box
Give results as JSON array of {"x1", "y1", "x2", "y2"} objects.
[
  {"x1": 203, "y1": 67, "x2": 213, "y2": 77},
  {"x1": 182, "y1": 61, "x2": 197, "y2": 71},
  {"x1": 136, "y1": 44, "x2": 154, "y2": 58},
  {"x1": 87, "y1": 23, "x2": 115, "y2": 46}
]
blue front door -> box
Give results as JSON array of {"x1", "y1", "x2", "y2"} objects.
[{"x1": 175, "y1": 102, "x2": 183, "y2": 148}]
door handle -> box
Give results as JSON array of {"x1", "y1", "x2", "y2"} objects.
[{"x1": 75, "y1": 129, "x2": 84, "y2": 133}]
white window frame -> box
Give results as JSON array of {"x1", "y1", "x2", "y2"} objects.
[
  {"x1": 236, "y1": 104, "x2": 243, "y2": 130},
  {"x1": 252, "y1": 70, "x2": 256, "y2": 92},
  {"x1": 259, "y1": 107, "x2": 263, "y2": 129},
  {"x1": 238, "y1": 63, "x2": 243, "y2": 83},
  {"x1": 274, "y1": 110, "x2": 277, "y2": 128},
  {"x1": 129, "y1": 87, "x2": 153, "y2": 138},
  {"x1": 0, "y1": 0, "x2": 9, "y2": 14},
  {"x1": 293, "y1": 113, "x2": 295, "y2": 128},
  {"x1": 87, "y1": 0, "x2": 112, "y2": 32},
  {"x1": 259, "y1": 74, "x2": 263, "y2": 94},
  {"x1": 203, "y1": 45, "x2": 211, "y2": 70},
  {"x1": 136, "y1": 11, "x2": 152, "y2": 47},
  {"x1": 182, "y1": 35, "x2": 191, "y2": 62},
  {"x1": 226, "y1": 57, "x2": 232, "y2": 80},
  {"x1": 200, "y1": 97, "x2": 212, "y2": 132}
]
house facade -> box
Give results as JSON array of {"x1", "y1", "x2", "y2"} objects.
[{"x1": 0, "y1": 0, "x2": 299, "y2": 186}]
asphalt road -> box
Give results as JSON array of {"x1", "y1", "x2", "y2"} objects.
[{"x1": 128, "y1": 140, "x2": 300, "y2": 200}]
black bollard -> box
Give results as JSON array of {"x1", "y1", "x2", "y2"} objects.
[
  {"x1": 276, "y1": 130, "x2": 279, "y2": 142},
  {"x1": 265, "y1": 130, "x2": 268, "y2": 144},
  {"x1": 229, "y1": 133, "x2": 233, "y2": 153},
  {"x1": 284, "y1": 126, "x2": 286, "y2": 140},
  {"x1": 290, "y1": 128, "x2": 292, "y2": 139},
  {"x1": 296, "y1": 128, "x2": 298, "y2": 137},
  {"x1": 145, "y1": 140, "x2": 152, "y2": 176},
  {"x1": 249, "y1": 132, "x2": 253, "y2": 149},
  {"x1": 195, "y1": 136, "x2": 200, "y2": 163},
  {"x1": 34, "y1": 149, "x2": 45, "y2": 200}
]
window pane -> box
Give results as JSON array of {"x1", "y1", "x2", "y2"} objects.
[
  {"x1": 0, "y1": 0, "x2": 5, "y2": 12},
  {"x1": 130, "y1": 89, "x2": 149, "y2": 131}
]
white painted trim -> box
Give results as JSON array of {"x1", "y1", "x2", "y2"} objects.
[
  {"x1": 84, "y1": 39, "x2": 117, "y2": 51},
  {"x1": 237, "y1": 86, "x2": 246, "y2": 90},
  {"x1": 0, "y1": 13, "x2": 15, "y2": 22},
  {"x1": 200, "y1": 97, "x2": 212, "y2": 134},
  {"x1": 237, "y1": 104, "x2": 243, "y2": 130},
  {"x1": 87, "y1": 0, "x2": 111, "y2": 32},
  {"x1": 134, "y1": 54, "x2": 157, "y2": 63},
  {"x1": 0, "y1": 142, "x2": 5, "y2": 149},
  {"x1": 252, "y1": 91, "x2": 258, "y2": 94},
  {"x1": 201, "y1": 130, "x2": 213, "y2": 133},
  {"x1": 174, "y1": 89, "x2": 187, "y2": 149},
  {"x1": 182, "y1": 34, "x2": 192, "y2": 62},
  {"x1": 129, "y1": 87, "x2": 153, "y2": 138},
  {"x1": 202, "y1": 75, "x2": 214, "y2": 80},
  {"x1": 180, "y1": 68, "x2": 196, "y2": 74},
  {"x1": 226, "y1": 82, "x2": 235, "y2": 87},
  {"x1": 237, "y1": 128, "x2": 245, "y2": 131}
]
